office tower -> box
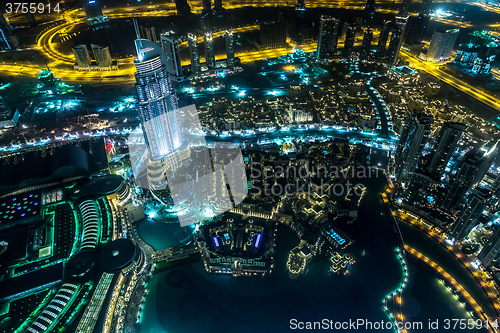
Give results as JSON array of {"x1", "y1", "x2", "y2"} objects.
[
  {"x1": 478, "y1": 226, "x2": 500, "y2": 267},
  {"x1": 316, "y1": 16, "x2": 340, "y2": 59},
  {"x1": 394, "y1": 112, "x2": 433, "y2": 184},
  {"x1": 259, "y1": 22, "x2": 287, "y2": 49},
  {"x1": 134, "y1": 39, "x2": 182, "y2": 159},
  {"x1": 454, "y1": 31, "x2": 500, "y2": 75},
  {"x1": 342, "y1": 24, "x2": 356, "y2": 58},
  {"x1": 73, "y1": 45, "x2": 92, "y2": 67},
  {"x1": 160, "y1": 32, "x2": 183, "y2": 77},
  {"x1": 450, "y1": 188, "x2": 490, "y2": 241},
  {"x1": 360, "y1": 28, "x2": 373, "y2": 60},
  {"x1": 226, "y1": 29, "x2": 235, "y2": 69},
  {"x1": 139, "y1": 25, "x2": 157, "y2": 43},
  {"x1": 205, "y1": 31, "x2": 216, "y2": 69},
  {"x1": 188, "y1": 33, "x2": 201, "y2": 75},
  {"x1": 426, "y1": 122, "x2": 466, "y2": 177},
  {"x1": 387, "y1": 15, "x2": 408, "y2": 65},
  {"x1": 91, "y1": 45, "x2": 112, "y2": 67},
  {"x1": 376, "y1": 20, "x2": 391, "y2": 58},
  {"x1": 403, "y1": 171, "x2": 439, "y2": 206},
  {"x1": 175, "y1": 0, "x2": 191, "y2": 16},
  {"x1": 404, "y1": 15, "x2": 428, "y2": 46},
  {"x1": 441, "y1": 150, "x2": 490, "y2": 211},
  {"x1": 84, "y1": 0, "x2": 104, "y2": 21},
  {"x1": 425, "y1": 29, "x2": 459, "y2": 62},
  {"x1": 405, "y1": 0, "x2": 431, "y2": 45}
]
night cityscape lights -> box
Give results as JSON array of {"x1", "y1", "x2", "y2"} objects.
[{"x1": 3, "y1": 0, "x2": 500, "y2": 332}]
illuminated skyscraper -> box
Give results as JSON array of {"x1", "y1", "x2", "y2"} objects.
[
  {"x1": 205, "y1": 31, "x2": 216, "y2": 69},
  {"x1": 360, "y1": 28, "x2": 373, "y2": 60},
  {"x1": 394, "y1": 112, "x2": 433, "y2": 184},
  {"x1": 316, "y1": 16, "x2": 340, "y2": 59},
  {"x1": 91, "y1": 45, "x2": 112, "y2": 67},
  {"x1": 450, "y1": 188, "x2": 490, "y2": 241},
  {"x1": 376, "y1": 20, "x2": 391, "y2": 58},
  {"x1": 161, "y1": 32, "x2": 183, "y2": 77},
  {"x1": 72, "y1": 45, "x2": 92, "y2": 68},
  {"x1": 441, "y1": 149, "x2": 494, "y2": 211},
  {"x1": 226, "y1": 29, "x2": 235, "y2": 69},
  {"x1": 134, "y1": 38, "x2": 182, "y2": 159},
  {"x1": 387, "y1": 15, "x2": 408, "y2": 65},
  {"x1": 342, "y1": 24, "x2": 356, "y2": 58},
  {"x1": 425, "y1": 29, "x2": 459, "y2": 62},
  {"x1": 426, "y1": 122, "x2": 466, "y2": 178},
  {"x1": 188, "y1": 33, "x2": 201, "y2": 75},
  {"x1": 478, "y1": 225, "x2": 500, "y2": 266}
]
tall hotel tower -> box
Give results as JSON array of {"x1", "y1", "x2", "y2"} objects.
[{"x1": 133, "y1": 21, "x2": 189, "y2": 192}]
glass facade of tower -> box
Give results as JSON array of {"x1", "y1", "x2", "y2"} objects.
[
  {"x1": 205, "y1": 31, "x2": 216, "y2": 69},
  {"x1": 226, "y1": 29, "x2": 235, "y2": 69},
  {"x1": 316, "y1": 16, "x2": 340, "y2": 60},
  {"x1": 135, "y1": 56, "x2": 182, "y2": 159},
  {"x1": 188, "y1": 33, "x2": 201, "y2": 75}
]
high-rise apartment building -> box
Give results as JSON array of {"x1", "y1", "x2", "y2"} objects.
[
  {"x1": 160, "y1": 32, "x2": 183, "y2": 77},
  {"x1": 450, "y1": 188, "x2": 490, "y2": 240},
  {"x1": 188, "y1": 33, "x2": 201, "y2": 75},
  {"x1": 425, "y1": 29, "x2": 459, "y2": 62},
  {"x1": 91, "y1": 45, "x2": 112, "y2": 67},
  {"x1": 426, "y1": 122, "x2": 466, "y2": 178},
  {"x1": 394, "y1": 112, "x2": 433, "y2": 184},
  {"x1": 387, "y1": 15, "x2": 408, "y2": 65},
  {"x1": 205, "y1": 31, "x2": 216, "y2": 69},
  {"x1": 226, "y1": 29, "x2": 235, "y2": 69},
  {"x1": 316, "y1": 16, "x2": 340, "y2": 59}
]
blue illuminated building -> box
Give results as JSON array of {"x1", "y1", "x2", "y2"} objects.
[
  {"x1": 453, "y1": 31, "x2": 500, "y2": 75},
  {"x1": 134, "y1": 36, "x2": 183, "y2": 159}
]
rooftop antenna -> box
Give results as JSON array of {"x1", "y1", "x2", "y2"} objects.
[{"x1": 133, "y1": 18, "x2": 144, "y2": 60}]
